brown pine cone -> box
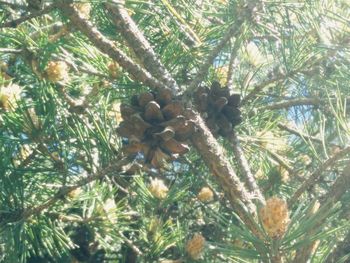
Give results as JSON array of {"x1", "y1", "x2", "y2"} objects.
[
  {"x1": 194, "y1": 81, "x2": 242, "y2": 137},
  {"x1": 117, "y1": 88, "x2": 194, "y2": 168}
]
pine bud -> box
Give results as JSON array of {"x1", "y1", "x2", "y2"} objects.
[
  {"x1": 259, "y1": 197, "x2": 289, "y2": 239},
  {"x1": 74, "y1": 3, "x2": 92, "y2": 19},
  {"x1": 0, "y1": 83, "x2": 22, "y2": 110},
  {"x1": 197, "y1": 187, "x2": 214, "y2": 202},
  {"x1": 148, "y1": 178, "x2": 168, "y2": 199},
  {"x1": 46, "y1": 61, "x2": 69, "y2": 83},
  {"x1": 108, "y1": 61, "x2": 120, "y2": 79},
  {"x1": 67, "y1": 188, "x2": 82, "y2": 199},
  {"x1": 186, "y1": 233, "x2": 206, "y2": 260}
]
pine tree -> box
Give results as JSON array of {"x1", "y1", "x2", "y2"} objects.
[{"x1": 0, "y1": 0, "x2": 350, "y2": 262}]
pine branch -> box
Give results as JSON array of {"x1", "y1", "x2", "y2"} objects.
[
  {"x1": 293, "y1": 162, "x2": 350, "y2": 263},
  {"x1": 57, "y1": 1, "x2": 167, "y2": 90},
  {"x1": 289, "y1": 146, "x2": 350, "y2": 207},
  {"x1": 105, "y1": 0, "x2": 180, "y2": 92},
  {"x1": 263, "y1": 98, "x2": 321, "y2": 110},
  {"x1": 229, "y1": 133, "x2": 265, "y2": 206},
  {"x1": 185, "y1": 109, "x2": 264, "y2": 239},
  {"x1": 0, "y1": 48, "x2": 22, "y2": 53},
  {"x1": 277, "y1": 123, "x2": 342, "y2": 148},
  {"x1": 241, "y1": 33, "x2": 350, "y2": 105},
  {"x1": 186, "y1": 20, "x2": 245, "y2": 94},
  {"x1": 0, "y1": 4, "x2": 56, "y2": 28},
  {"x1": 325, "y1": 230, "x2": 350, "y2": 263},
  {"x1": 160, "y1": 0, "x2": 201, "y2": 46},
  {"x1": 226, "y1": 38, "x2": 241, "y2": 89},
  {"x1": 0, "y1": 157, "x2": 129, "y2": 225},
  {"x1": 241, "y1": 69, "x2": 291, "y2": 105},
  {"x1": 119, "y1": 231, "x2": 143, "y2": 256}
]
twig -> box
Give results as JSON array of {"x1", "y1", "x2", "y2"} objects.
[
  {"x1": 293, "y1": 162, "x2": 350, "y2": 263},
  {"x1": 277, "y1": 123, "x2": 342, "y2": 148},
  {"x1": 0, "y1": 158, "x2": 129, "y2": 225},
  {"x1": 185, "y1": 109, "x2": 263, "y2": 239},
  {"x1": 262, "y1": 97, "x2": 321, "y2": 110},
  {"x1": 226, "y1": 38, "x2": 241, "y2": 89},
  {"x1": 319, "y1": 162, "x2": 350, "y2": 205},
  {"x1": 229, "y1": 133, "x2": 265, "y2": 206},
  {"x1": 57, "y1": 0, "x2": 167, "y2": 90},
  {"x1": 159, "y1": 0, "x2": 201, "y2": 46},
  {"x1": 241, "y1": 33, "x2": 350, "y2": 106},
  {"x1": 289, "y1": 146, "x2": 350, "y2": 207},
  {"x1": 241, "y1": 69, "x2": 291, "y2": 105},
  {"x1": 105, "y1": 0, "x2": 179, "y2": 92},
  {"x1": 119, "y1": 231, "x2": 143, "y2": 256},
  {"x1": 0, "y1": 4, "x2": 56, "y2": 28},
  {"x1": 0, "y1": 48, "x2": 22, "y2": 53},
  {"x1": 325, "y1": 229, "x2": 350, "y2": 263},
  {"x1": 267, "y1": 149, "x2": 294, "y2": 174},
  {"x1": 186, "y1": 20, "x2": 245, "y2": 94}
]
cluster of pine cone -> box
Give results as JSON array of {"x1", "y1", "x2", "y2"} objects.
[
  {"x1": 117, "y1": 88, "x2": 194, "y2": 168},
  {"x1": 195, "y1": 81, "x2": 242, "y2": 137}
]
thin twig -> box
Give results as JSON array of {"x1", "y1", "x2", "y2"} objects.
[
  {"x1": 0, "y1": 158, "x2": 129, "y2": 225},
  {"x1": 277, "y1": 123, "x2": 342, "y2": 148},
  {"x1": 325, "y1": 229, "x2": 350, "y2": 263},
  {"x1": 186, "y1": 20, "x2": 245, "y2": 94},
  {"x1": 57, "y1": 0, "x2": 167, "y2": 90},
  {"x1": 226, "y1": 38, "x2": 242, "y2": 89},
  {"x1": 289, "y1": 146, "x2": 350, "y2": 207},
  {"x1": 293, "y1": 162, "x2": 350, "y2": 263},
  {"x1": 105, "y1": 0, "x2": 179, "y2": 92},
  {"x1": 229, "y1": 133, "x2": 265, "y2": 206},
  {"x1": 241, "y1": 69, "x2": 291, "y2": 105},
  {"x1": 119, "y1": 231, "x2": 144, "y2": 256},
  {"x1": 262, "y1": 97, "x2": 321, "y2": 110},
  {"x1": 0, "y1": 48, "x2": 22, "y2": 53},
  {"x1": 0, "y1": 4, "x2": 56, "y2": 28}
]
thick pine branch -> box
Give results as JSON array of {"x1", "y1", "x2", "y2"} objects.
[
  {"x1": 185, "y1": 109, "x2": 263, "y2": 238},
  {"x1": 105, "y1": 0, "x2": 180, "y2": 93},
  {"x1": 57, "y1": 0, "x2": 167, "y2": 90}
]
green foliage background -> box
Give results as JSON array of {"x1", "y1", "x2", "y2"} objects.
[{"x1": 0, "y1": 0, "x2": 349, "y2": 262}]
